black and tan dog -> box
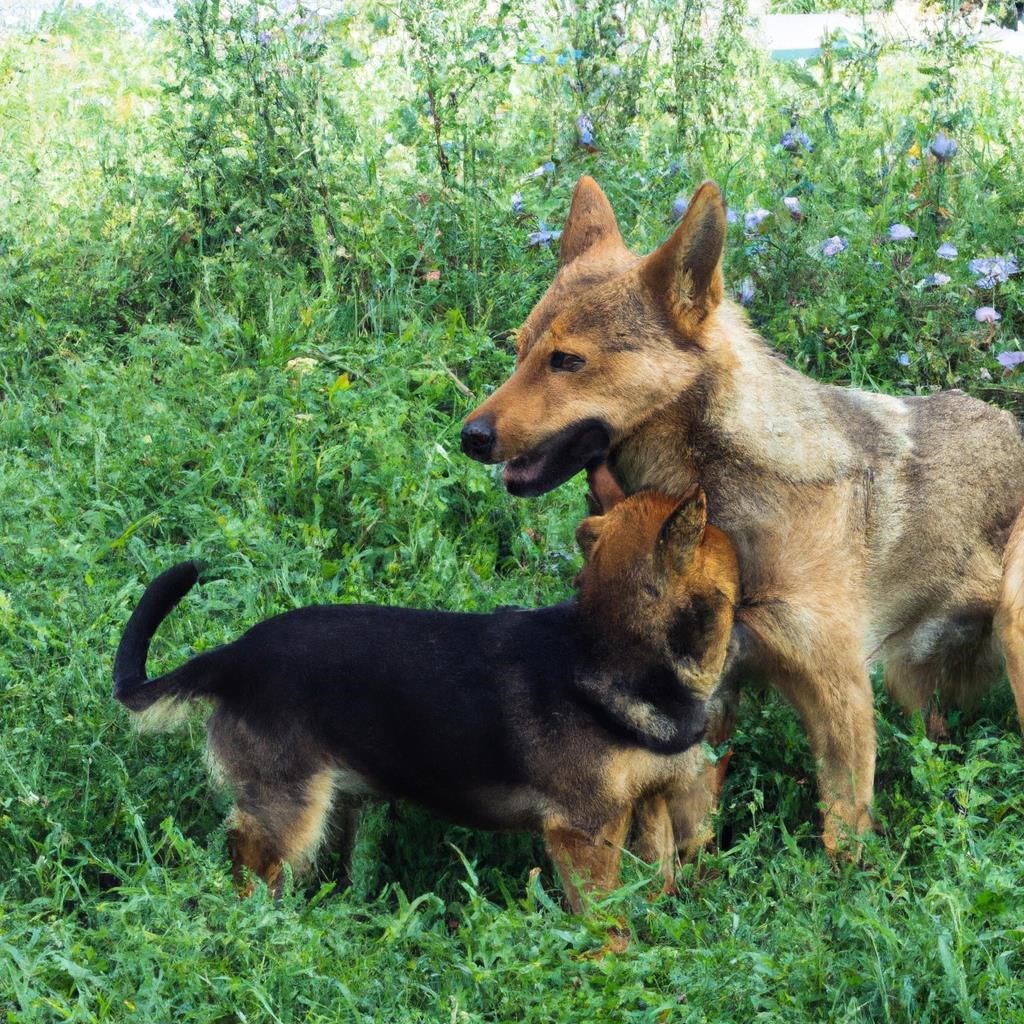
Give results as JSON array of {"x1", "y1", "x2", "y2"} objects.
[{"x1": 113, "y1": 486, "x2": 739, "y2": 909}]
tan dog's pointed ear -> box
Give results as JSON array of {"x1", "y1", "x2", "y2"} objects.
[
  {"x1": 655, "y1": 484, "x2": 708, "y2": 577},
  {"x1": 641, "y1": 181, "x2": 726, "y2": 328},
  {"x1": 576, "y1": 516, "x2": 605, "y2": 560},
  {"x1": 559, "y1": 176, "x2": 624, "y2": 267}
]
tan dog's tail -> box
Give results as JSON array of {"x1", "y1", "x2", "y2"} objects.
[{"x1": 996, "y1": 506, "x2": 1024, "y2": 733}]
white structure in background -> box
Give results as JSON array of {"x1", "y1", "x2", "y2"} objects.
[{"x1": 3, "y1": 0, "x2": 1021, "y2": 55}]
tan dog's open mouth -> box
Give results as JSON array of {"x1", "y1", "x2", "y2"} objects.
[{"x1": 501, "y1": 419, "x2": 611, "y2": 497}]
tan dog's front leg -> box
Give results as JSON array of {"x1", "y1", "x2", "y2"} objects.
[
  {"x1": 772, "y1": 657, "x2": 876, "y2": 856},
  {"x1": 543, "y1": 809, "x2": 632, "y2": 913},
  {"x1": 743, "y1": 602, "x2": 876, "y2": 855},
  {"x1": 996, "y1": 506, "x2": 1024, "y2": 734},
  {"x1": 631, "y1": 793, "x2": 677, "y2": 895}
]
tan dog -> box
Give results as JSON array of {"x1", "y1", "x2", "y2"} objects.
[{"x1": 462, "y1": 175, "x2": 1024, "y2": 855}]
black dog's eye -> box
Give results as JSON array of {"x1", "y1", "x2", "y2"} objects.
[{"x1": 550, "y1": 351, "x2": 586, "y2": 372}]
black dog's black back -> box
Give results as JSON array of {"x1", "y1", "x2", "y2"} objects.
[
  {"x1": 114, "y1": 563, "x2": 707, "y2": 827},
  {"x1": 215, "y1": 603, "x2": 579, "y2": 817}
]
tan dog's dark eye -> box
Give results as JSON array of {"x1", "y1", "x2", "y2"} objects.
[{"x1": 550, "y1": 351, "x2": 586, "y2": 372}]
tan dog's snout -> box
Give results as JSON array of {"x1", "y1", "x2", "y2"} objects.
[{"x1": 460, "y1": 414, "x2": 498, "y2": 463}]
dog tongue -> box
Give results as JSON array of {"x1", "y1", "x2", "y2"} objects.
[{"x1": 586, "y1": 463, "x2": 626, "y2": 513}]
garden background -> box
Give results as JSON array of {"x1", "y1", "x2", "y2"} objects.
[{"x1": 1, "y1": 0, "x2": 1023, "y2": 1019}]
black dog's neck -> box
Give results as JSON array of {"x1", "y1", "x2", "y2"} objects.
[
  {"x1": 499, "y1": 602, "x2": 708, "y2": 755},
  {"x1": 570, "y1": 655, "x2": 708, "y2": 755}
]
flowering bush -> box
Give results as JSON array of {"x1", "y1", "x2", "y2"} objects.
[{"x1": 2, "y1": 9, "x2": 1024, "y2": 1024}]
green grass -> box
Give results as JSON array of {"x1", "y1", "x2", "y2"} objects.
[{"x1": 1, "y1": 3, "x2": 1023, "y2": 1021}]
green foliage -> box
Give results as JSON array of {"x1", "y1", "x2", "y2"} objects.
[
  {"x1": 666, "y1": 0, "x2": 764, "y2": 159},
  {"x1": 1, "y1": 2, "x2": 1023, "y2": 1021},
  {"x1": 161, "y1": 1, "x2": 353, "y2": 282}
]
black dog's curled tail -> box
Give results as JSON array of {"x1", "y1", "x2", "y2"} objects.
[{"x1": 113, "y1": 561, "x2": 206, "y2": 713}]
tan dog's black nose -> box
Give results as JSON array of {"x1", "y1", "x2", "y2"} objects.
[{"x1": 461, "y1": 416, "x2": 497, "y2": 462}]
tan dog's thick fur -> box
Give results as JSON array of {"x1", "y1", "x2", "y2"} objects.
[
  {"x1": 463, "y1": 176, "x2": 1024, "y2": 854},
  {"x1": 114, "y1": 488, "x2": 739, "y2": 908}
]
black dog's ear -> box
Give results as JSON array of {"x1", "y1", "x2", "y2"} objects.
[{"x1": 655, "y1": 483, "x2": 707, "y2": 577}]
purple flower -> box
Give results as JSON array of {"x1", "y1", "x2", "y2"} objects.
[
  {"x1": 918, "y1": 272, "x2": 951, "y2": 289},
  {"x1": 527, "y1": 223, "x2": 562, "y2": 247},
  {"x1": 897, "y1": 352, "x2": 911, "y2": 366},
  {"x1": 576, "y1": 114, "x2": 595, "y2": 149},
  {"x1": 975, "y1": 306, "x2": 1001, "y2": 323},
  {"x1": 527, "y1": 161, "x2": 556, "y2": 179},
  {"x1": 888, "y1": 223, "x2": 915, "y2": 242},
  {"x1": 511, "y1": 191, "x2": 524, "y2": 214},
  {"x1": 996, "y1": 351, "x2": 1024, "y2": 369},
  {"x1": 783, "y1": 196, "x2": 803, "y2": 221},
  {"x1": 726, "y1": 207, "x2": 739, "y2": 225},
  {"x1": 738, "y1": 277, "x2": 756, "y2": 306},
  {"x1": 744, "y1": 208, "x2": 771, "y2": 233},
  {"x1": 936, "y1": 242, "x2": 958, "y2": 261},
  {"x1": 969, "y1": 255, "x2": 1019, "y2": 289},
  {"x1": 257, "y1": 29, "x2": 271, "y2": 46},
  {"x1": 671, "y1": 195, "x2": 689, "y2": 221},
  {"x1": 781, "y1": 128, "x2": 814, "y2": 153},
  {"x1": 929, "y1": 132, "x2": 958, "y2": 162},
  {"x1": 821, "y1": 235, "x2": 848, "y2": 258}
]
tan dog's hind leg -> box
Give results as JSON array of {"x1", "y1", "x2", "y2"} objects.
[
  {"x1": 543, "y1": 808, "x2": 632, "y2": 914},
  {"x1": 227, "y1": 768, "x2": 337, "y2": 897},
  {"x1": 996, "y1": 507, "x2": 1024, "y2": 733}
]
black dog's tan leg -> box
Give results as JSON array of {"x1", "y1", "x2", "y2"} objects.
[
  {"x1": 661, "y1": 692, "x2": 738, "y2": 865},
  {"x1": 997, "y1": 508, "x2": 1024, "y2": 734},
  {"x1": 329, "y1": 800, "x2": 364, "y2": 888},
  {"x1": 227, "y1": 768, "x2": 337, "y2": 897},
  {"x1": 664, "y1": 748, "x2": 734, "y2": 864},
  {"x1": 543, "y1": 808, "x2": 632, "y2": 914},
  {"x1": 631, "y1": 793, "x2": 677, "y2": 894}
]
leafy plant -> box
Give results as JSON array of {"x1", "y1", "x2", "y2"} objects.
[{"x1": 1, "y1": 2, "x2": 1023, "y2": 1020}]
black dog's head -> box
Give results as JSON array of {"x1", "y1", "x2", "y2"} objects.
[
  {"x1": 569, "y1": 484, "x2": 739, "y2": 751},
  {"x1": 576, "y1": 485, "x2": 739, "y2": 688}
]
